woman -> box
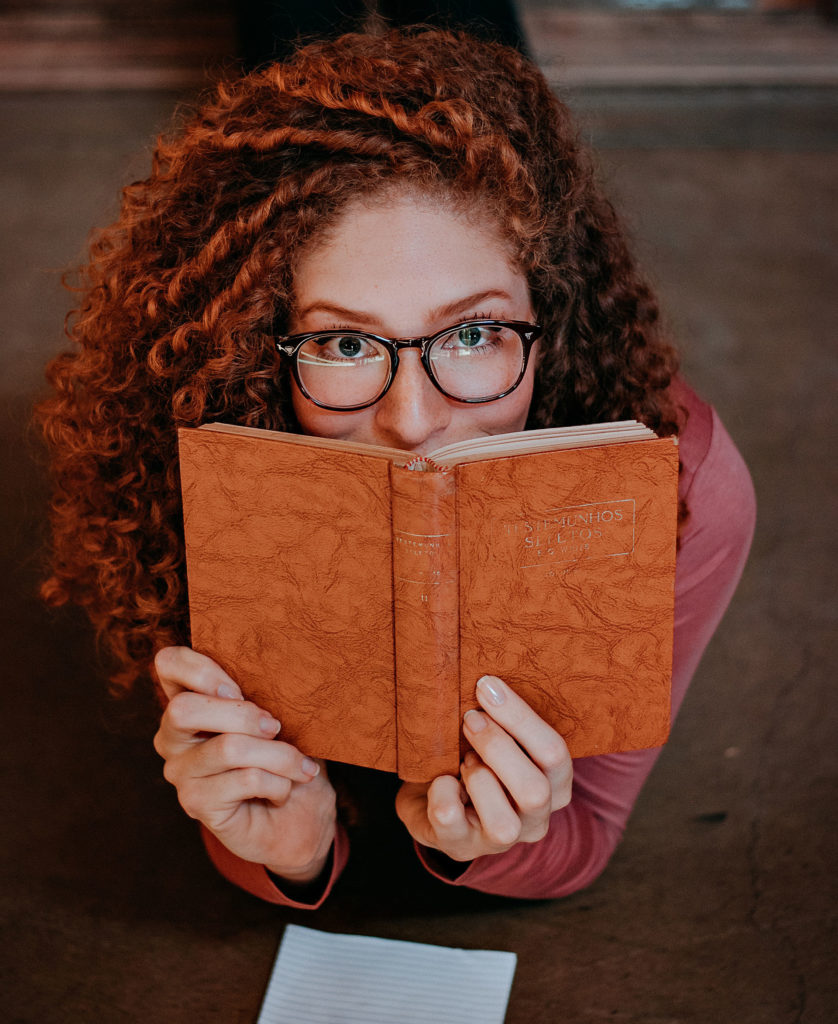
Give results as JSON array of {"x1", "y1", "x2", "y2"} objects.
[{"x1": 37, "y1": 27, "x2": 755, "y2": 908}]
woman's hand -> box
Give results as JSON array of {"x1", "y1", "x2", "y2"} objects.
[
  {"x1": 395, "y1": 675, "x2": 572, "y2": 862},
  {"x1": 152, "y1": 646, "x2": 337, "y2": 884}
]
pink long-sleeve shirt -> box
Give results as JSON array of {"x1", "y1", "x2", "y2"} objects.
[{"x1": 201, "y1": 380, "x2": 756, "y2": 907}]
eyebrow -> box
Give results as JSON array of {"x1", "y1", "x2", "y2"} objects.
[{"x1": 295, "y1": 289, "x2": 516, "y2": 328}]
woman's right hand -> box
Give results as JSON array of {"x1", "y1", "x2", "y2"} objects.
[{"x1": 152, "y1": 646, "x2": 337, "y2": 884}]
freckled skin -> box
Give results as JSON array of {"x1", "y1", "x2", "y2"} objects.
[{"x1": 290, "y1": 191, "x2": 538, "y2": 455}]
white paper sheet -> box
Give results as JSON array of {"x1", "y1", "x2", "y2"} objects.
[{"x1": 256, "y1": 924, "x2": 517, "y2": 1024}]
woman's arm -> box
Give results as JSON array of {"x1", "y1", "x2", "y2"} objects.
[{"x1": 410, "y1": 398, "x2": 756, "y2": 898}]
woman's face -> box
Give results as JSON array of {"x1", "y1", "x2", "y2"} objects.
[{"x1": 290, "y1": 191, "x2": 537, "y2": 455}]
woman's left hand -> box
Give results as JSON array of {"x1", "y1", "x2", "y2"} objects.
[{"x1": 395, "y1": 675, "x2": 573, "y2": 862}]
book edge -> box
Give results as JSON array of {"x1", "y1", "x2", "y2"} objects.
[{"x1": 181, "y1": 420, "x2": 676, "y2": 468}]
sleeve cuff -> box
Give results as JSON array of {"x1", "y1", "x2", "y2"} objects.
[
  {"x1": 201, "y1": 824, "x2": 350, "y2": 908},
  {"x1": 413, "y1": 840, "x2": 475, "y2": 886}
]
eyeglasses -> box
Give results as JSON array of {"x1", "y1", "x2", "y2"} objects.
[{"x1": 276, "y1": 319, "x2": 542, "y2": 411}]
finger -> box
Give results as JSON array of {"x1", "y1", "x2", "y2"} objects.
[
  {"x1": 395, "y1": 778, "x2": 469, "y2": 853},
  {"x1": 178, "y1": 767, "x2": 294, "y2": 823},
  {"x1": 463, "y1": 709, "x2": 553, "y2": 825},
  {"x1": 154, "y1": 646, "x2": 242, "y2": 703},
  {"x1": 186, "y1": 732, "x2": 321, "y2": 785},
  {"x1": 460, "y1": 752, "x2": 522, "y2": 848},
  {"x1": 394, "y1": 782, "x2": 437, "y2": 849},
  {"x1": 425, "y1": 774, "x2": 472, "y2": 846},
  {"x1": 155, "y1": 690, "x2": 280, "y2": 756},
  {"x1": 474, "y1": 675, "x2": 572, "y2": 808}
]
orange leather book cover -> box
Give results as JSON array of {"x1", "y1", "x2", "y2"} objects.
[
  {"x1": 178, "y1": 426, "x2": 679, "y2": 781},
  {"x1": 390, "y1": 463, "x2": 460, "y2": 781},
  {"x1": 454, "y1": 441, "x2": 678, "y2": 760},
  {"x1": 179, "y1": 427, "x2": 400, "y2": 774}
]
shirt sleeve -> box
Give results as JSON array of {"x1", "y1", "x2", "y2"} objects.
[
  {"x1": 200, "y1": 823, "x2": 350, "y2": 908},
  {"x1": 415, "y1": 394, "x2": 756, "y2": 899}
]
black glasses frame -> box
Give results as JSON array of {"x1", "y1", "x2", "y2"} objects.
[{"x1": 276, "y1": 318, "x2": 543, "y2": 411}]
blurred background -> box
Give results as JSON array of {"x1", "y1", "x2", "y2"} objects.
[{"x1": 2, "y1": 2, "x2": 836, "y2": 1022}]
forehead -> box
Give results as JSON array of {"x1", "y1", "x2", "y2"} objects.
[{"x1": 292, "y1": 190, "x2": 527, "y2": 325}]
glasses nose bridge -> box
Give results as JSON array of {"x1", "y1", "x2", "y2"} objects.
[
  {"x1": 387, "y1": 334, "x2": 433, "y2": 378},
  {"x1": 390, "y1": 335, "x2": 431, "y2": 354},
  {"x1": 386, "y1": 335, "x2": 435, "y2": 394}
]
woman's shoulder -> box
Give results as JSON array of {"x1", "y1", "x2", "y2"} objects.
[
  {"x1": 670, "y1": 377, "x2": 713, "y2": 494},
  {"x1": 670, "y1": 375, "x2": 756, "y2": 582},
  {"x1": 671, "y1": 377, "x2": 752, "y2": 500}
]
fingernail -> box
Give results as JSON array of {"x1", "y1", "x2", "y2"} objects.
[
  {"x1": 463, "y1": 751, "x2": 479, "y2": 770},
  {"x1": 302, "y1": 757, "x2": 320, "y2": 777},
  {"x1": 259, "y1": 714, "x2": 281, "y2": 736},
  {"x1": 217, "y1": 682, "x2": 242, "y2": 700},
  {"x1": 477, "y1": 675, "x2": 505, "y2": 706},
  {"x1": 464, "y1": 709, "x2": 487, "y2": 733}
]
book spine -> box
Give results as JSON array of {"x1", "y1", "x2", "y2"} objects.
[{"x1": 390, "y1": 464, "x2": 460, "y2": 782}]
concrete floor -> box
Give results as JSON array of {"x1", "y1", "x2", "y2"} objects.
[{"x1": 2, "y1": 26, "x2": 837, "y2": 1024}]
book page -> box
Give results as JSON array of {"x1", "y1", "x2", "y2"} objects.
[
  {"x1": 256, "y1": 924, "x2": 518, "y2": 1024},
  {"x1": 198, "y1": 419, "x2": 658, "y2": 468},
  {"x1": 429, "y1": 420, "x2": 656, "y2": 466}
]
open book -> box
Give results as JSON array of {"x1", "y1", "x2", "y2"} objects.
[{"x1": 178, "y1": 421, "x2": 679, "y2": 781}]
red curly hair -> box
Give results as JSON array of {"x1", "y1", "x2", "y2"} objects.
[{"x1": 36, "y1": 26, "x2": 683, "y2": 693}]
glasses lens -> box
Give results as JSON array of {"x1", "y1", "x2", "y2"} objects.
[
  {"x1": 429, "y1": 324, "x2": 525, "y2": 400},
  {"x1": 297, "y1": 334, "x2": 390, "y2": 408}
]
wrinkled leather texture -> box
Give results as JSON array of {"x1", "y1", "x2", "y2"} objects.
[
  {"x1": 456, "y1": 438, "x2": 679, "y2": 759},
  {"x1": 179, "y1": 427, "x2": 398, "y2": 772},
  {"x1": 179, "y1": 427, "x2": 678, "y2": 780},
  {"x1": 391, "y1": 465, "x2": 460, "y2": 781}
]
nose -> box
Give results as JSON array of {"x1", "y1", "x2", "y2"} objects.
[{"x1": 372, "y1": 349, "x2": 451, "y2": 452}]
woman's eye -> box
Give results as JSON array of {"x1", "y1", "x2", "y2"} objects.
[
  {"x1": 456, "y1": 325, "x2": 488, "y2": 347},
  {"x1": 337, "y1": 336, "x2": 364, "y2": 357},
  {"x1": 317, "y1": 335, "x2": 374, "y2": 360}
]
